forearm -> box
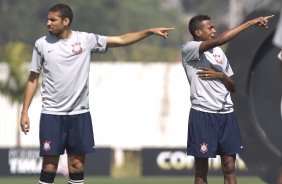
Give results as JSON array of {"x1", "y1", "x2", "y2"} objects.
[
  {"x1": 220, "y1": 73, "x2": 236, "y2": 93},
  {"x1": 199, "y1": 21, "x2": 251, "y2": 53},
  {"x1": 214, "y1": 21, "x2": 252, "y2": 46},
  {"x1": 215, "y1": 15, "x2": 272, "y2": 46},
  {"x1": 200, "y1": 15, "x2": 272, "y2": 53},
  {"x1": 21, "y1": 73, "x2": 39, "y2": 113},
  {"x1": 107, "y1": 29, "x2": 153, "y2": 47},
  {"x1": 107, "y1": 27, "x2": 174, "y2": 47}
]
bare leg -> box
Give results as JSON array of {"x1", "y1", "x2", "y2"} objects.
[
  {"x1": 68, "y1": 154, "x2": 85, "y2": 173},
  {"x1": 221, "y1": 154, "x2": 237, "y2": 184},
  {"x1": 194, "y1": 157, "x2": 208, "y2": 184},
  {"x1": 39, "y1": 156, "x2": 60, "y2": 183},
  {"x1": 67, "y1": 154, "x2": 86, "y2": 184},
  {"x1": 42, "y1": 155, "x2": 60, "y2": 173}
]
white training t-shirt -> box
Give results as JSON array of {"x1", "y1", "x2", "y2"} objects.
[
  {"x1": 31, "y1": 31, "x2": 107, "y2": 115},
  {"x1": 273, "y1": 9, "x2": 282, "y2": 49},
  {"x1": 182, "y1": 41, "x2": 234, "y2": 113}
]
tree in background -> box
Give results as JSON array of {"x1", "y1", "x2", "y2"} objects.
[
  {"x1": 0, "y1": 0, "x2": 185, "y2": 62},
  {"x1": 0, "y1": 42, "x2": 31, "y2": 146}
]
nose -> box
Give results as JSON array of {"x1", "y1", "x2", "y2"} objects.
[{"x1": 47, "y1": 20, "x2": 51, "y2": 26}]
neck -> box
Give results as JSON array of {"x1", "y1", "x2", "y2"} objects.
[
  {"x1": 194, "y1": 37, "x2": 203, "y2": 41},
  {"x1": 57, "y1": 29, "x2": 72, "y2": 39}
]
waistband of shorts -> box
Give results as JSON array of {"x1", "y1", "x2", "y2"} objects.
[{"x1": 191, "y1": 106, "x2": 234, "y2": 114}]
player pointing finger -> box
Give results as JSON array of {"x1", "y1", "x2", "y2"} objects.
[
  {"x1": 250, "y1": 15, "x2": 274, "y2": 28},
  {"x1": 150, "y1": 27, "x2": 175, "y2": 39}
]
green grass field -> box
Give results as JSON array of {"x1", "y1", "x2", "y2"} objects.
[{"x1": 0, "y1": 176, "x2": 266, "y2": 184}]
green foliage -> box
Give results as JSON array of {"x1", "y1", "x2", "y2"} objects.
[
  {"x1": 0, "y1": 0, "x2": 184, "y2": 61},
  {"x1": 0, "y1": 42, "x2": 31, "y2": 104}
]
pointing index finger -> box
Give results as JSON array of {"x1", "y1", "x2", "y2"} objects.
[
  {"x1": 164, "y1": 28, "x2": 175, "y2": 32},
  {"x1": 264, "y1": 15, "x2": 274, "y2": 20}
]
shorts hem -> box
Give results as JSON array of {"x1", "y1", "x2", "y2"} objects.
[{"x1": 67, "y1": 149, "x2": 95, "y2": 155}]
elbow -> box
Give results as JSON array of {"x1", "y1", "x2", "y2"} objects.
[
  {"x1": 230, "y1": 88, "x2": 236, "y2": 93},
  {"x1": 229, "y1": 84, "x2": 236, "y2": 93}
]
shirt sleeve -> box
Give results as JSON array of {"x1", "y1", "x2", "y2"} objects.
[
  {"x1": 218, "y1": 47, "x2": 234, "y2": 77},
  {"x1": 88, "y1": 33, "x2": 108, "y2": 53},
  {"x1": 30, "y1": 40, "x2": 43, "y2": 73},
  {"x1": 181, "y1": 41, "x2": 202, "y2": 64},
  {"x1": 225, "y1": 62, "x2": 234, "y2": 77}
]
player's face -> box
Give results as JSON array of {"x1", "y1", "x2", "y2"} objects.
[
  {"x1": 197, "y1": 20, "x2": 216, "y2": 41},
  {"x1": 47, "y1": 11, "x2": 69, "y2": 36}
]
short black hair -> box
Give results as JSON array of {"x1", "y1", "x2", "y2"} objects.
[
  {"x1": 49, "y1": 4, "x2": 73, "y2": 26},
  {"x1": 188, "y1": 15, "x2": 211, "y2": 38}
]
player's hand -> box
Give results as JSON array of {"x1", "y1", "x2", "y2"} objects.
[
  {"x1": 197, "y1": 67, "x2": 222, "y2": 80},
  {"x1": 151, "y1": 27, "x2": 175, "y2": 39},
  {"x1": 20, "y1": 112, "x2": 30, "y2": 135},
  {"x1": 250, "y1": 15, "x2": 274, "y2": 28}
]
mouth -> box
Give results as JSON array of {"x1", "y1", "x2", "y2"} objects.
[{"x1": 47, "y1": 26, "x2": 54, "y2": 32}]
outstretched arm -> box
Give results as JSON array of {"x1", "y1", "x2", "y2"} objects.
[
  {"x1": 20, "y1": 71, "x2": 39, "y2": 135},
  {"x1": 107, "y1": 27, "x2": 174, "y2": 48},
  {"x1": 199, "y1": 15, "x2": 274, "y2": 54}
]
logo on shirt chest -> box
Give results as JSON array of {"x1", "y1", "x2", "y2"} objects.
[
  {"x1": 72, "y1": 41, "x2": 82, "y2": 55},
  {"x1": 213, "y1": 54, "x2": 223, "y2": 65}
]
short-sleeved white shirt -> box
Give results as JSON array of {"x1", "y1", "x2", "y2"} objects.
[
  {"x1": 31, "y1": 31, "x2": 108, "y2": 115},
  {"x1": 181, "y1": 41, "x2": 234, "y2": 113},
  {"x1": 273, "y1": 9, "x2": 282, "y2": 49}
]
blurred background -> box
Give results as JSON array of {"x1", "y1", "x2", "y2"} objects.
[{"x1": 0, "y1": 0, "x2": 281, "y2": 183}]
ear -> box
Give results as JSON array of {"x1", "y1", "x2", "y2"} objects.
[
  {"x1": 63, "y1": 18, "x2": 70, "y2": 26},
  {"x1": 195, "y1": 29, "x2": 201, "y2": 37}
]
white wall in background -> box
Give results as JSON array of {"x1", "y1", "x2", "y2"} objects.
[{"x1": 0, "y1": 62, "x2": 190, "y2": 149}]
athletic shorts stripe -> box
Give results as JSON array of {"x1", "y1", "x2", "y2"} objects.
[
  {"x1": 187, "y1": 108, "x2": 243, "y2": 158},
  {"x1": 39, "y1": 112, "x2": 95, "y2": 156}
]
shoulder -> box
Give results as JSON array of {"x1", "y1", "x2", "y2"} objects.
[
  {"x1": 35, "y1": 35, "x2": 47, "y2": 44},
  {"x1": 181, "y1": 41, "x2": 202, "y2": 53},
  {"x1": 74, "y1": 31, "x2": 88, "y2": 36},
  {"x1": 182, "y1": 41, "x2": 201, "y2": 49},
  {"x1": 74, "y1": 31, "x2": 105, "y2": 37},
  {"x1": 35, "y1": 34, "x2": 59, "y2": 46},
  {"x1": 33, "y1": 36, "x2": 48, "y2": 52},
  {"x1": 74, "y1": 31, "x2": 106, "y2": 41}
]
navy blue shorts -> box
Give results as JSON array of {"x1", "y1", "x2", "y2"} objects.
[
  {"x1": 187, "y1": 108, "x2": 243, "y2": 158},
  {"x1": 39, "y1": 112, "x2": 95, "y2": 156}
]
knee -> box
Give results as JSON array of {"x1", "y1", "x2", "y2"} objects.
[
  {"x1": 42, "y1": 163, "x2": 58, "y2": 173},
  {"x1": 68, "y1": 160, "x2": 84, "y2": 173},
  {"x1": 222, "y1": 162, "x2": 236, "y2": 176},
  {"x1": 42, "y1": 156, "x2": 59, "y2": 173}
]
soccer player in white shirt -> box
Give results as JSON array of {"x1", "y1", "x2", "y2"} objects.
[
  {"x1": 182, "y1": 14, "x2": 273, "y2": 184},
  {"x1": 20, "y1": 3, "x2": 174, "y2": 184}
]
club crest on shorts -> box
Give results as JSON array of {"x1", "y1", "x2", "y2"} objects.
[
  {"x1": 200, "y1": 143, "x2": 208, "y2": 153},
  {"x1": 43, "y1": 140, "x2": 51, "y2": 151},
  {"x1": 72, "y1": 41, "x2": 82, "y2": 55}
]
